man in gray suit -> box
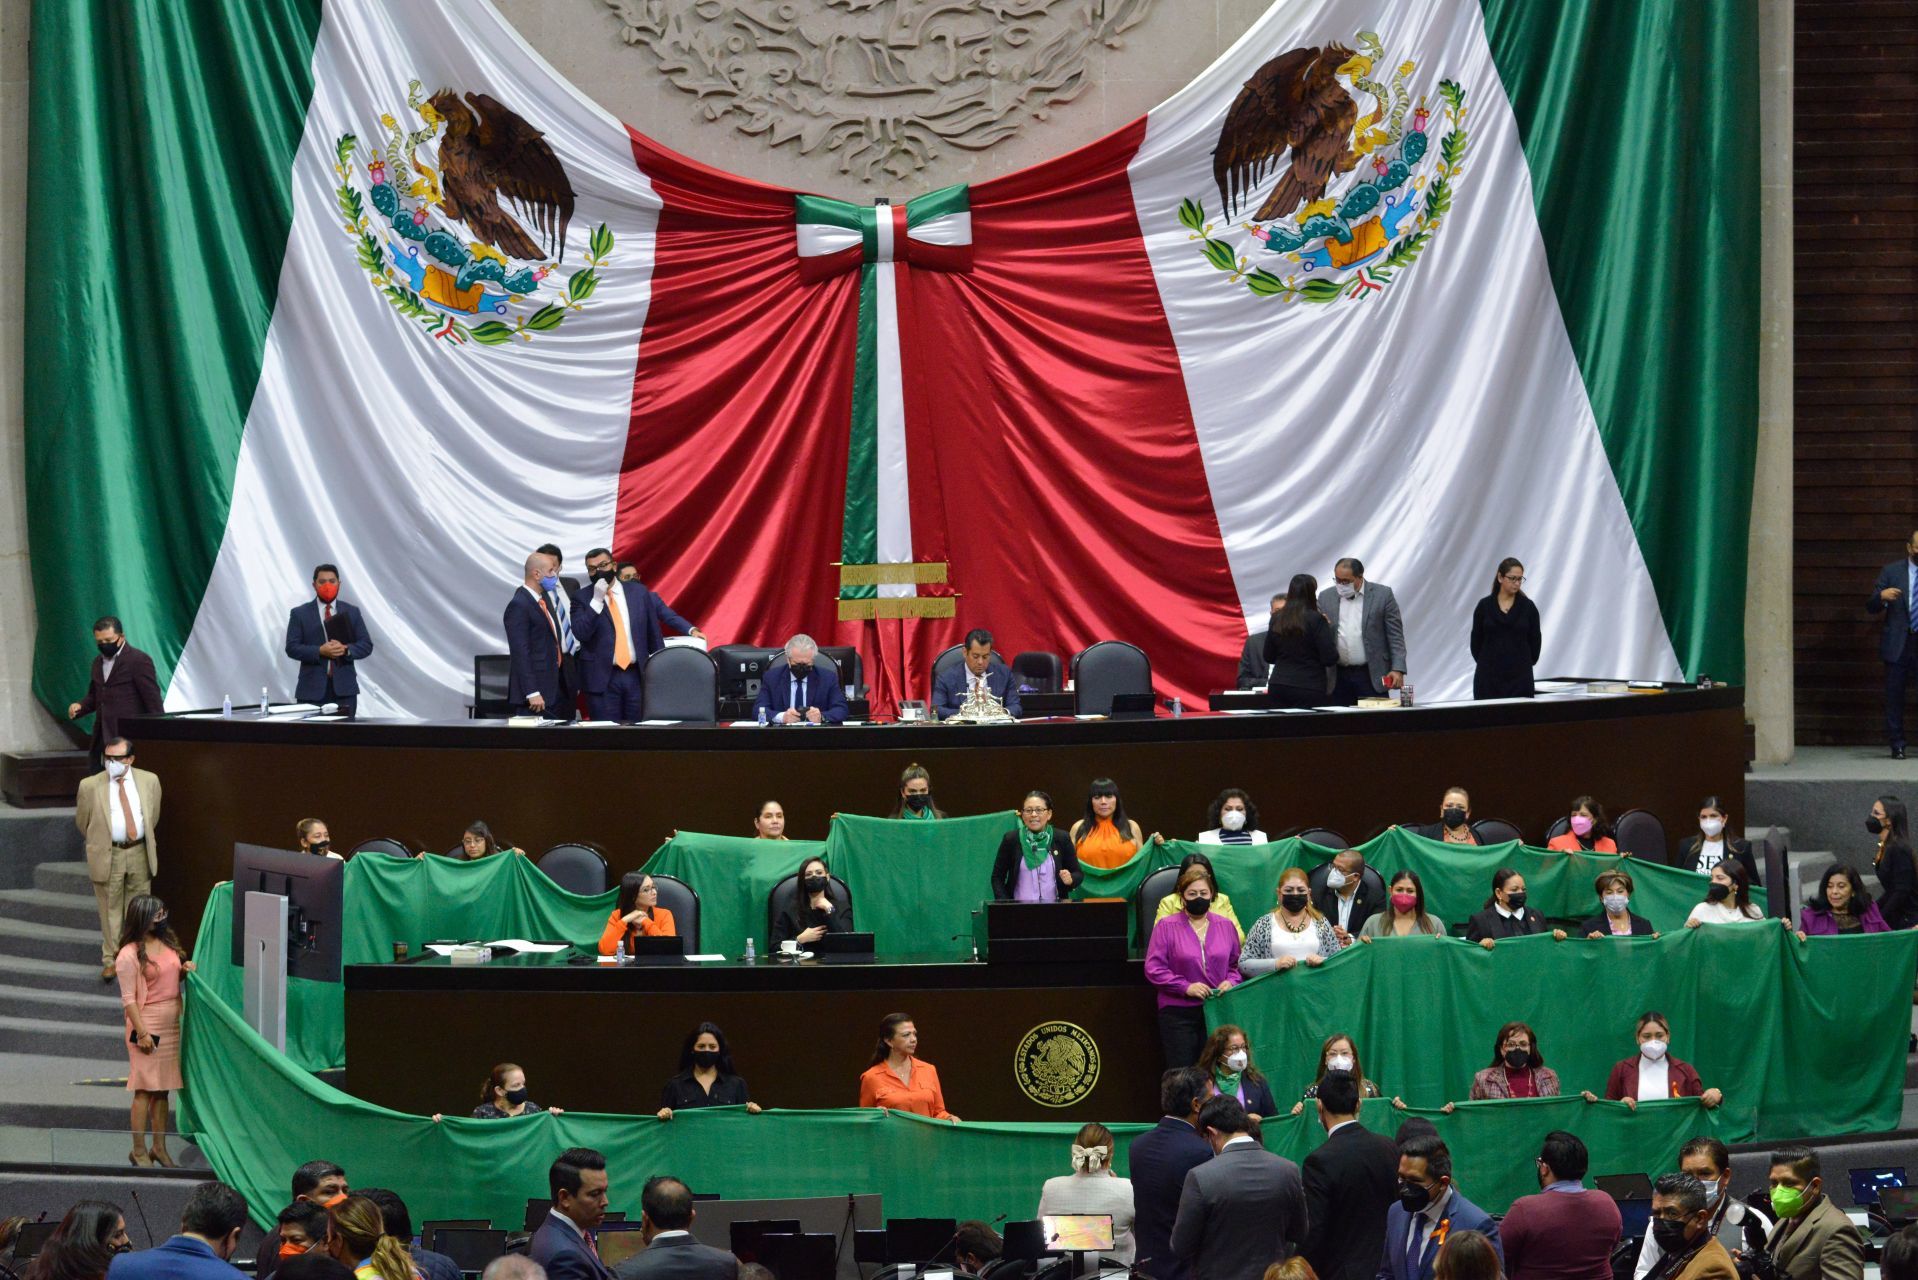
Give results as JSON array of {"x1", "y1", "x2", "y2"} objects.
[
  {"x1": 1171, "y1": 1095, "x2": 1307, "y2": 1280},
  {"x1": 1318, "y1": 558, "x2": 1407, "y2": 704},
  {"x1": 613, "y1": 1176, "x2": 737, "y2": 1280}
]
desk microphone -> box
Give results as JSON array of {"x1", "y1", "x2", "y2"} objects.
[
  {"x1": 916, "y1": 1212, "x2": 1008, "y2": 1277},
  {"x1": 128, "y1": 1188, "x2": 156, "y2": 1248}
]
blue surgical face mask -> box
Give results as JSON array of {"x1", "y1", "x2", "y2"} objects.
[{"x1": 539, "y1": 575, "x2": 560, "y2": 593}]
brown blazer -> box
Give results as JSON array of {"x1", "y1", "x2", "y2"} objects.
[
  {"x1": 1768, "y1": 1195, "x2": 1865, "y2": 1280},
  {"x1": 75, "y1": 767, "x2": 162, "y2": 883},
  {"x1": 76, "y1": 644, "x2": 164, "y2": 749},
  {"x1": 1670, "y1": 1238, "x2": 1739, "y2": 1280}
]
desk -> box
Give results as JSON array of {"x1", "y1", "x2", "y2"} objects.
[
  {"x1": 344, "y1": 952, "x2": 1159, "y2": 1121},
  {"x1": 130, "y1": 685, "x2": 1744, "y2": 949}
]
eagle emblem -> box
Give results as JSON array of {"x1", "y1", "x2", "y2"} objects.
[
  {"x1": 331, "y1": 81, "x2": 614, "y2": 348},
  {"x1": 1177, "y1": 33, "x2": 1469, "y2": 306},
  {"x1": 1013, "y1": 1022, "x2": 1101, "y2": 1108}
]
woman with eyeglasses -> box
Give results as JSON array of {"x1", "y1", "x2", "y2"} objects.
[
  {"x1": 992, "y1": 790, "x2": 1082, "y2": 902},
  {"x1": 1470, "y1": 556, "x2": 1541, "y2": 700},
  {"x1": 597, "y1": 872, "x2": 676, "y2": 954}
]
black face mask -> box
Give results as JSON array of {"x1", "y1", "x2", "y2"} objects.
[
  {"x1": 803, "y1": 875, "x2": 829, "y2": 893},
  {"x1": 1397, "y1": 1181, "x2": 1433, "y2": 1213},
  {"x1": 1868, "y1": 817, "x2": 1885, "y2": 835},
  {"x1": 1280, "y1": 893, "x2": 1310, "y2": 913},
  {"x1": 691, "y1": 1049, "x2": 721, "y2": 1069},
  {"x1": 112, "y1": 1244, "x2": 132, "y2": 1257},
  {"x1": 503, "y1": 1087, "x2": 529, "y2": 1105},
  {"x1": 1650, "y1": 1219, "x2": 1693, "y2": 1254},
  {"x1": 789, "y1": 662, "x2": 812, "y2": 679},
  {"x1": 309, "y1": 840, "x2": 330, "y2": 854},
  {"x1": 1503, "y1": 1048, "x2": 1530, "y2": 1070},
  {"x1": 1184, "y1": 896, "x2": 1211, "y2": 916},
  {"x1": 906, "y1": 793, "x2": 930, "y2": 812},
  {"x1": 1504, "y1": 891, "x2": 1526, "y2": 911},
  {"x1": 1706, "y1": 882, "x2": 1730, "y2": 902},
  {"x1": 1442, "y1": 806, "x2": 1468, "y2": 830},
  {"x1": 590, "y1": 567, "x2": 617, "y2": 584},
  {"x1": 97, "y1": 640, "x2": 120, "y2": 658}
]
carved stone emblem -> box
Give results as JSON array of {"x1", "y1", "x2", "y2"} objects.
[{"x1": 603, "y1": 0, "x2": 1158, "y2": 181}]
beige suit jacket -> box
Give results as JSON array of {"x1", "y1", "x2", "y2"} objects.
[
  {"x1": 76, "y1": 767, "x2": 162, "y2": 882},
  {"x1": 1769, "y1": 1195, "x2": 1865, "y2": 1280}
]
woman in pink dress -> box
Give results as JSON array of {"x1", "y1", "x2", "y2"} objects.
[{"x1": 114, "y1": 894, "x2": 193, "y2": 1167}]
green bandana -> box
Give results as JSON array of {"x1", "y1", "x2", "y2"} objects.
[
  {"x1": 1214, "y1": 1066, "x2": 1243, "y2": 1099},
  {"x1": 1022, "y1": 824, "x2": 1055, "y2": 870}
]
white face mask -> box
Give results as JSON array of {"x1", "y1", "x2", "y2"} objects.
[
  {"x1": 1221, "y1": 809, "x2": 1246, "y2": 832},
  {"x1": 105, "y1": 759, "x2": 130, "y2": 781},
  {"x1": 1640, "y1": 1038, "x2": 1668, "y2": 1061},
  {"x1": 1326, "y1": 1053, "x2": 1355, "y2": 1073},
  {"x1": 1602, "y1": 893, "x2": 1630, "y2": 915},
  {"x1": 1700, "y1": 817, "x2": 1725, "y2": 838},
  {"x1": 1224, "y1": 1050, "x2": 1248, "y2": 1072},
  {"x1": 1335, "y1": 581, "x2": 1358, "y2": 600},
  {"x1": 1325, "y1": 868, "x2": 1348, "y2": 890}
]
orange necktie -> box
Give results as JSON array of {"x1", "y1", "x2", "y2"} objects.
[
  {"x1": 609, "y1": 590, "x2": 634, "y2": 669},
  {"x1": 116, "y1": 776, "x2": 139, "y2": 842}
]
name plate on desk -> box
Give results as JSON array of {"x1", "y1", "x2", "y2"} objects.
[{"x1": 985, "y1": 900, "x2": 1129, "y2": 963}]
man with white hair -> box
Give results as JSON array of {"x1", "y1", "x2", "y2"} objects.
[
  {"x1": 482, "y1": 1259, "x2": 548, "y2": 1280},
  {"x1": 752, "y1": 634, "x2": 848, "y2": 724}
]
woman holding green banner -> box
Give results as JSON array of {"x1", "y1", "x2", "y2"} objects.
[
  {"x1": 1358, "y1": 870, "x2": 1445, "y2": 939},
  {"x1": 1239, "y1": 867, "x2": 1342, "y2": 975},
  {"x1": 888, "y1": 765, "x2": 946, "y2": 820},
  {"x1": 1468, "y1": 1022, "x2": 1560, "y2": 1099}
]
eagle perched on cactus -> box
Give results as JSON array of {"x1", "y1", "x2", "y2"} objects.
[
  {"x1": 427, "y1": 90, "x2": 576, "y2": 264},
  {"x1": 1213, "y1": 44, "x2": 1362, "y2": 223}
]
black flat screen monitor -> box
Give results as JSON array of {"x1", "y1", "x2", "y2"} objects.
[
  {"x1": 813, "y1": 932, "x2": 875, "y2": 955},
  {"x1": 886, "y1": 1218, "x2": 956, "y2": 1266},
  {"x1": 429, "y1": 1229, "x2": 507, "y2": 1275},
  {"x1": 759, "y1": 1232, "x2": 838, "y2": 1280},
  {"x1": 229, "y1": 843, "x2": 345, "y2": 981},
  {"x1": 13, "y1": 1221, "x2": 57, "y2": 1262},
  {"x1": 1880, "y1": 1186, "x2": 1918, "y2": 1223},
  {"x1": 730, "y1": 1219, "x2": 802, "y2": 1265},
  {"x1": 711, "y1": 645, "x2": 783, "y2": 698},
  {"x1": 593, "y1": 1223, "x2": 649, "y2": 1269},
  {"x1": 1851, "y1": 1166, "x2": 1905, "y2": 1206}
]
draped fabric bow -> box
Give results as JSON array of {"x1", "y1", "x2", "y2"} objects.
[
  {"x1": 794, "y1": 186, "x2": 973, "y2": 279},
  {"x1": 1071, "y1": 1143, "x2": 1109, "y2": 1172}
]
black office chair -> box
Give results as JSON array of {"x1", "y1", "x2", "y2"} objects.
[
  {"x1": 648, "y1": 873, "x2": 700, "y2": 949},
  {"x1": 1543, "y1": 816, "x2": 1572, "y2": 843},
  {"x1": 1295, "y1": 827, "x2": 1351, "y2": 851},
  {"x1": 765, "y1": 872, "x2": 852, "y2": 941},
  {"x1": 931, "y1": 644, "x2": 966, "y2": 692},
  {"x1": 1010, "y1": 651, "x2": 1062, "y2": 693},
  {"x1": 1614, "y1": 809, "x2": 1669, "y2": 862},
  {"x1": 537, "y1": 843, "x2": 609, "y2": 895},
  {"x1": 1071, "y1": 640, "x2": 1152, "y2": 715},
  {"x1": 349, "y1": 837, "x2": 414, "y2": 859},
  {"x1": 1470, "y1": 818, "x2": 1523, "y2": 846},
  {"x1": 472, "y1": 655, "x2": 513, "y2": 719},
  {"x1": 639, "y1": 646, "x2": 720, "y2": 722},
  {"x1": 1135, "y1": 865, "x2": 1181, "y2": 945}
]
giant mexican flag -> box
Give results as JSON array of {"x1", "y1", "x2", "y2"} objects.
[{"x1": 28, "y1": 0, "x2": 1755, "y2": 719}]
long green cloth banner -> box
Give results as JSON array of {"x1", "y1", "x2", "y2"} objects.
[
  {"x1": 177, "y1": 966, "x2": 1734, "y2": 1228},
  {"x1": 643, "y1": 832, "x2": 829, "y2": 956}
]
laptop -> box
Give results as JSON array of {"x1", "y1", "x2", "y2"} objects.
[
  {"x1": 1851, "y1": 1166, "x2": 1906, "y2": 1207},
  {"x1": 813, "y1": 931, "x2": 876, "y2": 955},
  {"x1": 592, "y1": 1223, "x2": 649, "y2": 1269},
  {"x1": 430, "y1": 1229, "x2": 507, "y2": 1276},
  {"x1": 12, "y1": 1222, "x2": 57, "y2": 1262},
  {"x1": 1042, "y1": 1215, "x2": 1115, "y2": 1253},
  {"x1": 1595, "y1": 1173, "x2": 1655, "y2": 1202},
  {"x1": 626, "y1": 935, "x2": 684, "y2": 957},
  {"x1": 1879, "y1": 1186, "x2": 1918, "y2": 1225}
]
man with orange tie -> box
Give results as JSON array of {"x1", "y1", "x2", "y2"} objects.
[
  {"x1": 505, "y1": 550, "x2": 567, "y2": 718},
  {"x1": 76, "y1": 738, "x2": 161, "y2": 981},
  {"x1": 572, "y1": 547, "x2": 704, "y2": 722}
]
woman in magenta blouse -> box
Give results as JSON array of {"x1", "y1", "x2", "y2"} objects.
[{"x1": 1144, "y1": 864, "x2": 1243, "y2": 1070}]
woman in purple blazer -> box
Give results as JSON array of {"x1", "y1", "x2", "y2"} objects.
[
  {"x1": 1144, "y1": 864, "x2": 1242, "y2": 1069},
  {"x1": 1797, "y1": 863, "x2": 1891, "y2": 937}
]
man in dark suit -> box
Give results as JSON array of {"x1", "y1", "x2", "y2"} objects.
[
  {"x1": 1318, "y1": 558, "x2": 1408, "y2": 704},
  {"x1": 505, "y1": 551, "x2": 567, "y2": 718},
  {"x1": 612, "y1": 1176, "x2": 737, "y2": 1280},
  {"x1": 1870, "y1": 533, "x2": 1918, "y2": 757},
  {"x1": 932, "y1": 629, "x2": 1022, "y2": 718},
  {"x1": 1300, "y1": 1072, "x2": 1399, "y2": 1280},
  {"x1": 531, "y1": 1148, "x2": 615, "y2": 1280},
  {"x1": 1171, "y1": 1095, "x2": 1307, "y2": 1280},
  {"x1": 1377, "y1": 1133, "x2": 1501, "y2": 1280},
  {"x1": 572, "y1": 547, "x2": 704, "y2": 722},
  {"x1": 538, "y1": 543, "x2": 584, "y2": 716},
  {"x1": 284, "y1": 563, "x2": 374, "y2": 717},
  {"x1": 1127, "y1": 1067, "x2": 1213, "y2": 1280},
  {"x1": 1236, "y1": 594, "x2": 1283, "y2": 689},
  {"x1": 68, "y1": 615, "x2": 164, "y2": 771},
  {"x1": 108, "y1": 1181, "x2": 248, "y2": 1280},
  {"x1": 1313, "y1": 848, "x2": 1385, "y2": 942},
  {"x1": 753, "y1": 635, "x2": 848, "y2": 724}
]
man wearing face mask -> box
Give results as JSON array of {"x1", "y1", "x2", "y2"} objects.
[
  {"x1": 1639, "y1": 1175, "x2": 1736, "y2": 1280},
  {"x1": 1633, "y1": 1140, "x2": 1769, "y2": 1280},
  {"x1": 1299, "y1": 1070, "x2": 1399, "y2": 1280},
  {"x1": 1377, "y1": 1133, "x2": 1500, "y2": 1280},
  {"x1": 571, "y1": 547, "x2": 704, "y2": 722},
  {"x1": 504, "y1": 551, "x2": 567, "y2": 718},
  {"x1": 284, "y1": 564, "x2": 375, "y2": 718},
  {"x1": 1869, "y1": 532, "x2": 1918, "y2": 758},
  {"x1": 1237, "y1": 593, "x2": 1285, "y2": 690},
  {"x1": 1312, "y1": 849, "x2": 1383, "y2": 942},
  {"x1": 1764, "y1": 1146, "x2": 1864, "y2": 1280},
  {"x1": 1317, "y1": 558, "x2": 1407, "y2": 705},
  {"x1": 76, "y1": 738, "x2": 161, "y2": 981},
  {"x1": 1170, "y1": 1095, "x2": 1306, "y2": 1280},
  {"x1": 108, "y1": 1182, "x2": 250, "y2": 1280},
  {"x1": 753, "y1": 635, "x2": 847, "y2": 725},
  {"x1": 68, "y1": 615, "x2": 163, "y2": 772}
]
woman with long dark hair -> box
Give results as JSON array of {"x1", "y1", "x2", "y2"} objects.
[
  {"x1": 1470, "y1": 557, "x2": 1542, "y2": 699},
  {"x1": 1071, "y1": 778, "x2": 1162, "y2": 869},
  {"x1": 1679, "y1": 795, "x2": 1759, "y2": 880},
  {"x1": 596, "y1": 872, "x2": 676, "y2": 955},
  {"x1": 21, "y1": 1201, "x2": 128, "y2": 1280},
  {"x1": 773, "y1": 855, "x2": 853, "y2": 946},
  {"x1": 857, "y1": 1013, "x2": 957, "y2": 1120},
  {"x1": 1871, "y1": 795, "x2": 1918, "y2": 929},
  {"x1": 114, "y1": 894, "x2": 192, "y2": 1166},
  {"x1": 457, "y1": 821, "x2": 522, "y2": 859},
  {"x1": 1546, "y1": 796, "x2": 1617, "y2": 853},
  {"x1": 1195, "y1": 1024, "x2": 1277, "y2": 1120},
  {"x1": 1684, "y1": 860, "x2": 1763, "y2": 926},
  {"x1": 1262, "y1": 574, "x2": 1337, "y2": 708},
  {"x1": 657, "y1": 1022, "x2": 762, "y2": 1120},
  {"x1": 1359, "y1": 869, "x2": 1446, "y2": 938},
  {"x1": 888, "y1": 764, "x2": 947, "y2": 820},
  {"x1": 1797, "y1": 863, "x2": 1891, "y2": 937}
]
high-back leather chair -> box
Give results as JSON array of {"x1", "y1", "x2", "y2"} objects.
[
  {"x1": 1071, "y1": 641, "x2": 1151, "y2": 715},
  {"x1": 639, "y1": 647, "x2": 720, "y2": 722}
]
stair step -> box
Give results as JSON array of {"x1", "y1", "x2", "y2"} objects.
[
  {"x1": 0, "y1": 1013, "x2": 128, "y2": 1058},
  {"x1": 0, "y1": 916, "x2": 107, "y2": 966},
  {"x1": 0, "y1": 954, "x2": 118, "y2": 996},
  {"x1": 0, "y1": 887, "x2": 107, "y2": 931},
  {"x1": 33, "y1": 862, "x2": 94, "y2": 895},
  {"x1": 0, "y1": 983, "x2": 122, "y2": 1020}
]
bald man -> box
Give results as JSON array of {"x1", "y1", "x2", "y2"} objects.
[{"x1": 504, "y1": 551, "x2": 567, "y2": 718}]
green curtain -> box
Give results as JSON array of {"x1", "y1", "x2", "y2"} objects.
[
  {"x1": 643, "y1": 832, "x2": 828, "y2": 955},
  {"x1": 827, "y1": 813, "x2": 1019, "y2": 958},
  {"x1": 177, "y1": 966, "x2": 1733, "y2": 1227},
  {"x1": 1206, "y1": 926, "x2": 1917, "y2": 1145}
]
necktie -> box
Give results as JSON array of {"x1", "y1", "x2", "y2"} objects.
[
  {"x1": 550, "y1": 590, "x2": 577, "y2": 655},
  {"x1": 609, "y1": 589, "x2": 634, "y2": 669},
  {"x1": 537, "y1": 598, "x2": 560, "y2": 666},
  {"x1": 117, "y1": 776, "x2": 139, "y2": 843},
  {"x1": 324, "y1": 603, "x2": 335, "y2": 676}
]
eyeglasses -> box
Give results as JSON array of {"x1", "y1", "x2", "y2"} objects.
[
  {"x1": 1020, "y1": 807, "x2": 1050, "y2": 815},
  {"x1": 1502, "y1": 574, "x2": 1526, "y2": 584}
]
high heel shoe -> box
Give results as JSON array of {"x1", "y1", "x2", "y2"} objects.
[
  {"x1": 150, "y1": 1145, "x2": 177, "y2": 1168},
  {"x1": 129, "y1": 1148, "x2": 152, "y2": 1167}
]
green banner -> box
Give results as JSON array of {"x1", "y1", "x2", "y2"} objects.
[
  {"x1": 828, "y1": 812, "x2": 1020, "y2": 958},
  {"x1": 643, "y1": 832, "x2": 829, "y2": 955},
  {"x1": 1206, "y1": 926, "x2": 1916, "y2": 1145}
]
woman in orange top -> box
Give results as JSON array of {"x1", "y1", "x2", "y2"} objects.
[
  {"x1": 1545, "y1": 795, "x2": 1619, "y2": 854},
  {"x1": 1069, "y1": 778, "x2": 1163, "y2": 869},
  {"x1": 857, "y1": 1012, "x2": 959, "y2": 1121},
  {"x1": 598, "y1": 872, "x2": 677, "y2": 955}
]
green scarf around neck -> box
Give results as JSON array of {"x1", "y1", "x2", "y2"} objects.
[{"x1": 1021, "y1": 824, "x2": 1055, "y2": 870}]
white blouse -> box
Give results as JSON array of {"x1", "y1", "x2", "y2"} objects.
[{"x1": 1686, "y1": 900, "x2": 1762, "y2": 925}]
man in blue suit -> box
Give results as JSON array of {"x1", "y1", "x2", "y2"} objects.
[
  {"x1": 504, "y1": 551, "x2": 566, "y2": 718},
  {"x1": 1870, "y1": 532, "x2": 1918, "y2": 757},
  {"x1": 753, "y1": 634, "x2": 848, "y2": 725},
  {"x1": 1127, "y1": 1067, "x2": 1213, "y2": 1280},
  {"x1": 108, "y1": 1181, "x2": 248, "y2": 1280},
  {"x1": 531, "y1": 1147, "x2": 615, "y2": 1280},
  {"x1": 932, "y1": 629, "x2": 1022, "y2": 719},
  {"x1": 1376, "y1": 1133, "x2": 1500, "y2": 1280},
  {"x1": 284, "y1": 564, "x2": 374, "y2": 717},
  {"x1": 572, "y1": 547, "x2": 704, "y2": 722}
]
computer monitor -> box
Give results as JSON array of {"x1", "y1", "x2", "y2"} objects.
[
  {"x1": 711, "y1": 645, "x2": 783, "y2": 699},
  {"x1": 12, "y1": 1221, "x2": 57, "y2": 1262},
  {"x1": 813, "y1": 932, "x2": 875, "y2": 955},
  {"x1": 1880, "y1": 1186, "x2": 1918, "y2": 1224},
  {"x1": 228, "y1": 843, "x2": 345, "y2": 981},
  {"x1": 429, "y1": 1229, "x2": 507, "y2": 1275},
  {"x1": 1851, "y1": 1166, "x2": 1906, "y2": 1207},
  {"x1": 815, "y1": 645, "x2": 861, "y2": 696},
  {"x1": 886, "y1": 1218, "x2": 956, "y2": 1266},
  {"x1": 729, "y1": 1219, "x2": 802, "y2": 1265},
  {"x1": 523, "y1": 1200, "x2": 553, "y2": 1233},
  {"x1": 1594, "y1": 1173, "x2": 1654, "y2": 1203},
  {"x1": 593, "y1": 1223, "x2": 649, "y2": 1270},
  {"x1": 758, "y1": 1232, "x2": 838, "y2": 1280},
  {"x1": 1615, "y1": 1200, "x2": 1652, "y2": 1242},
  {"x1": 1042, "y1": 1215, "x2": 1115, "y2": 1252}
]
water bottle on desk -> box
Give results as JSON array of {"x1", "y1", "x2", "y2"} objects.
[
  {"x1": 614, "y1": 938, "x2": 627, "y2": 965},
  {"x1": 743, "y1": 936, "x2": 757, "y2": 963},
  {"x1": 1400, "y1": 676, "x2": 1415, "y2": 708},
  {"x1": 1170, "y1": 696, "x2": 1183, "y2": 718},
  {"x1": 259, "y1": 686, "x2": 270, "y2": 714},
  {"x1": 221, "y1": 694, "x2": 232, "y2": 719},
  {"x1": 757, "y1": 706, "x2": 768, "y2": 726}
]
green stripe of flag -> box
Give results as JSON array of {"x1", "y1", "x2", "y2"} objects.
[
  {"x1": 1478, "y1": 0, "x2": 1759, "y2": 681},
  {"x1": 905, "y1": 183, "x2": 969, "y2": 227},
  {"x1": 25, "y1": 0, "x2": 325, "y2": 712},
  {"x1": 839, "y1": 264, "x2": 880, "y2": 598}
]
